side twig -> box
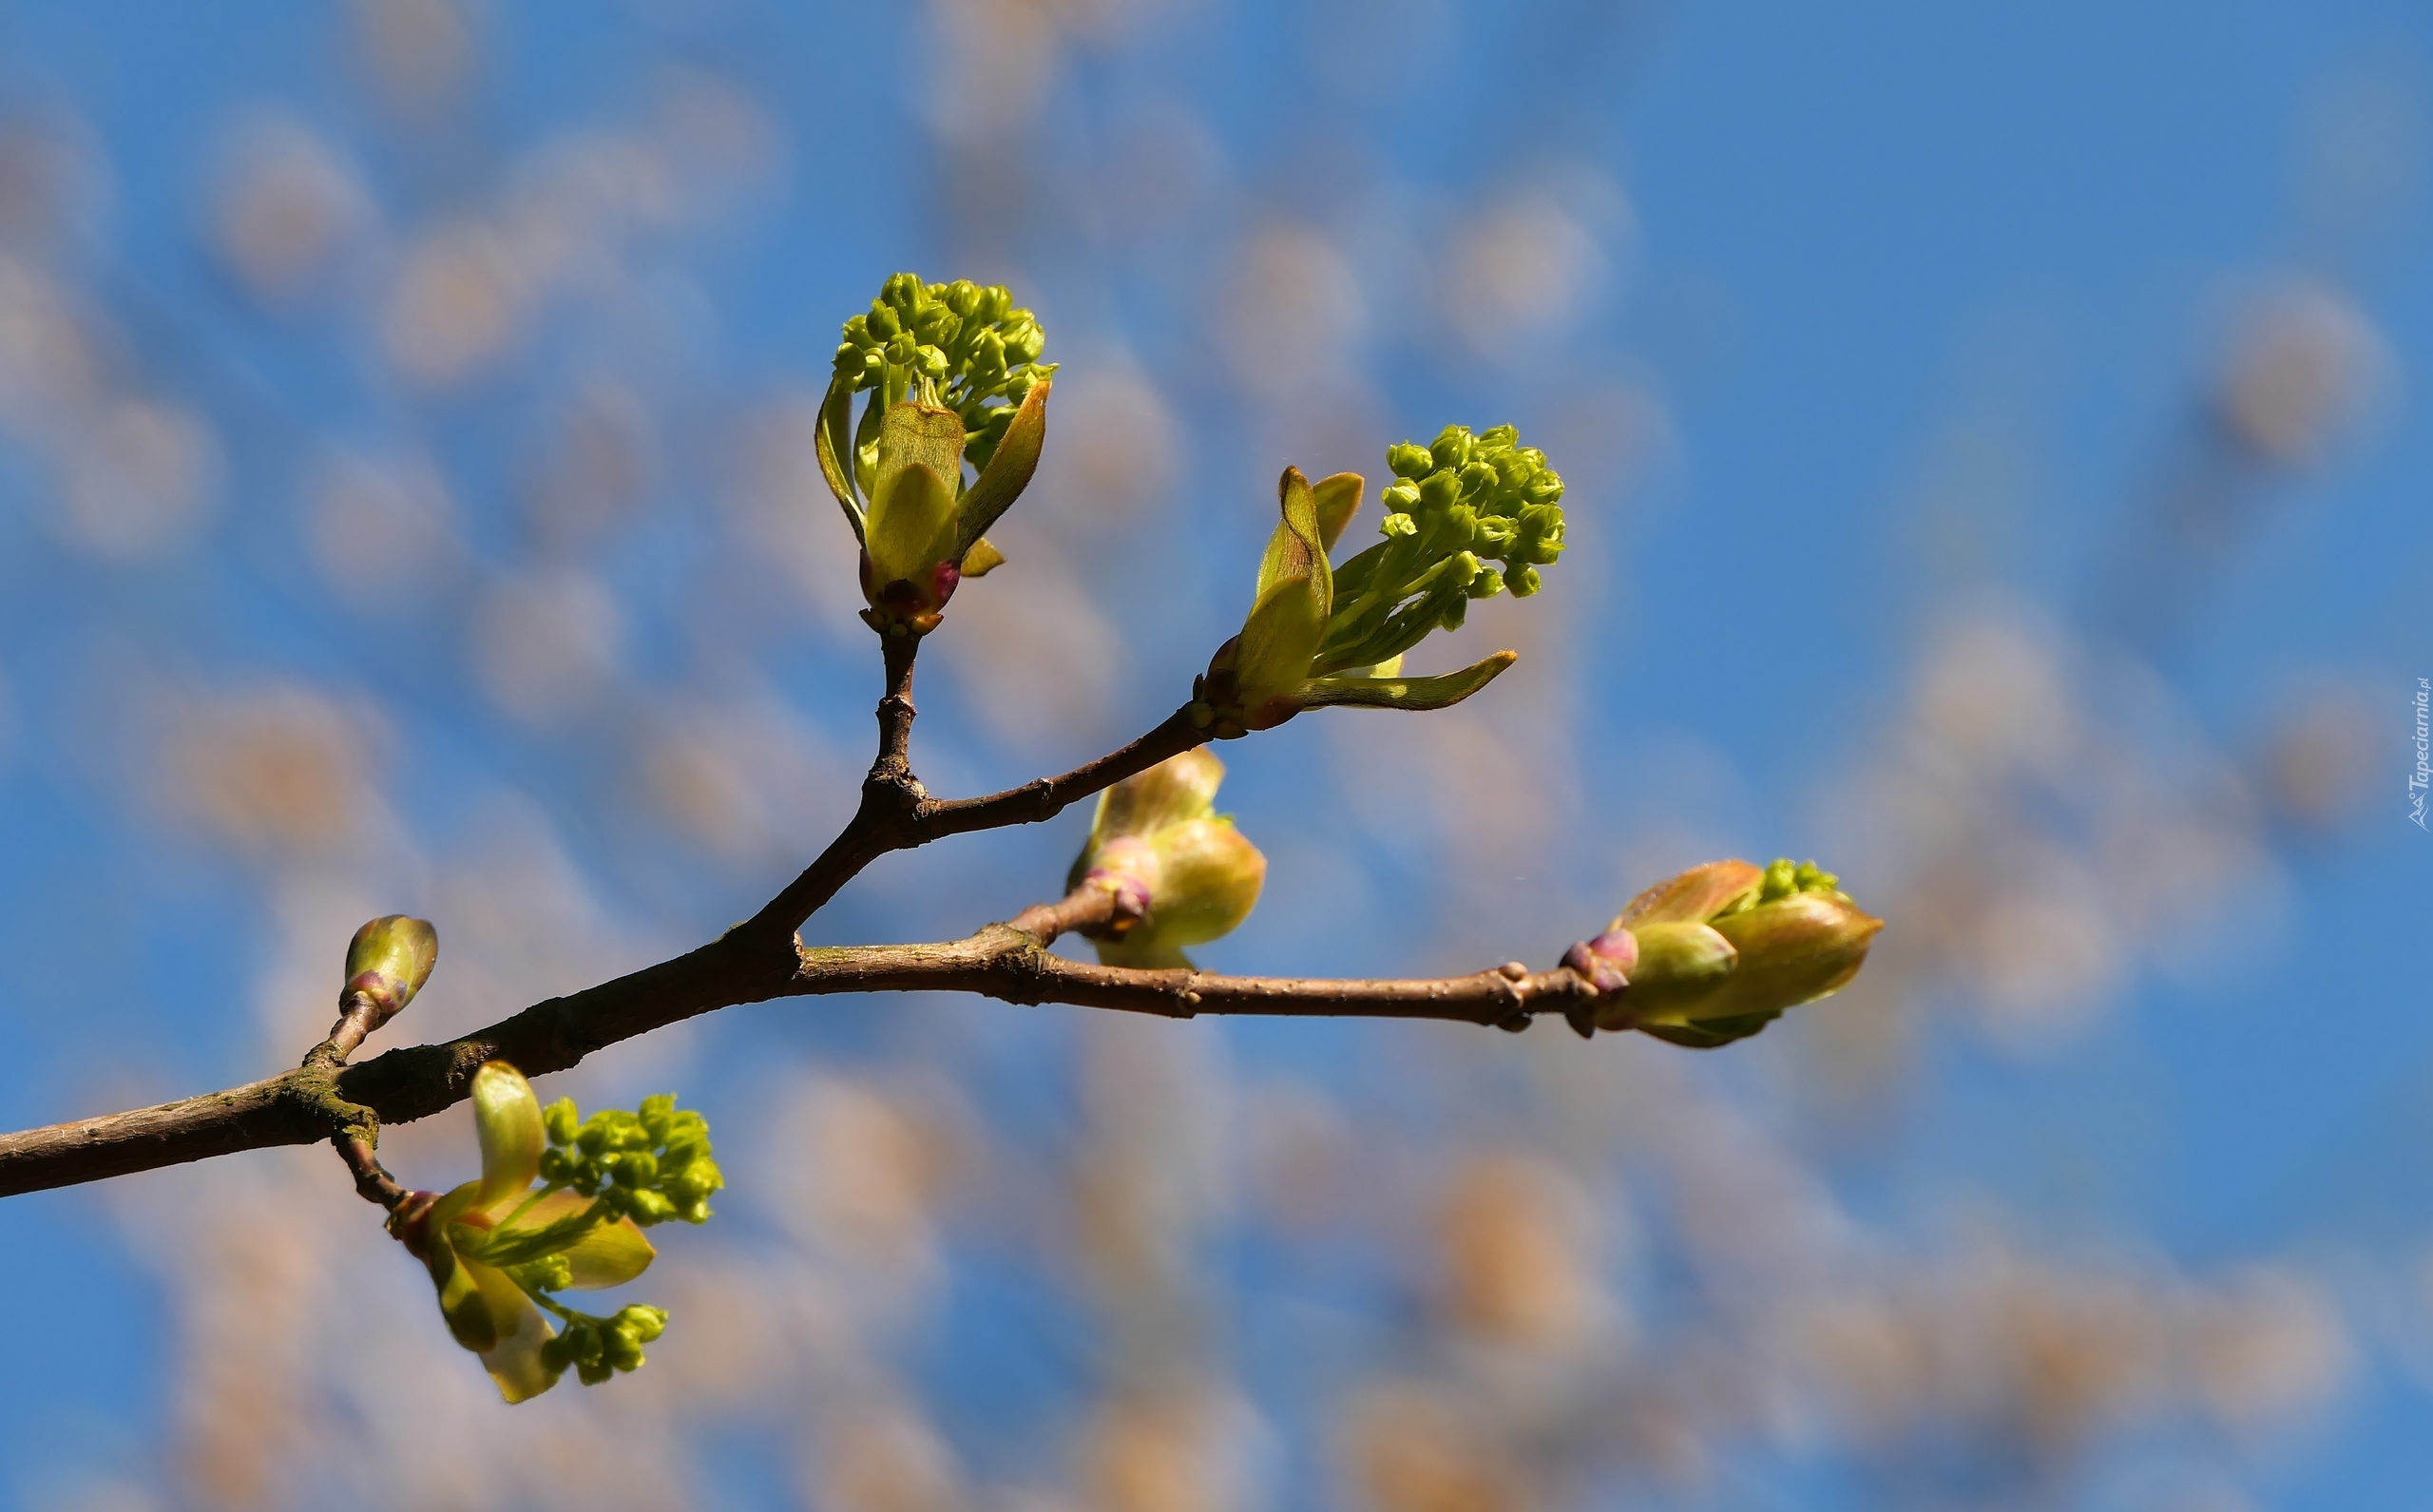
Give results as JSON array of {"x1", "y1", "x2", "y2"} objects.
[{"x1": 299, "y1": 989, "x2": 412, "y2": 1211}]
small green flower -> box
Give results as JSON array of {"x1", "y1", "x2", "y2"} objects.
[
  {"x1": 814, "y1": 273, "x2": 1057, "y2": 636},
  {"x1": 1193, "y1": 424, "x2": 1564, "y2": 735},
  {"x1": 1064, "y1": 750, "x2": 1266, "y2": 968},
  {"x1": 390, "y1": 1063, "x2": 720, "y2": 1403},
  {"x1": 1565, "y1": 858, "x2": 1884, "y2": 1046}
]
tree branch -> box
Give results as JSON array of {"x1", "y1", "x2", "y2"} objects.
[
  {"x1": 738, "y1": 639, "x2": 1208, "y2": 943},
  {"x1": 0, "y1": 644, "x2": 1556, "y2": 1205},
  {"x1": 0, "y1": 894, "x2": 1599, "y2": 1200},
  {"x1": 784, "y1": 931, "x2": 1594, "y2": 1027},
  {"x1": 911, "y1": 708, "x2": 1209, "y2": 842},
  {"x1": 736, "y1": 635, "x2": 926, "y2": 939}
]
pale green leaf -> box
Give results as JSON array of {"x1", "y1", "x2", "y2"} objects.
[
  {"x1": 1312, "y1": 471, "x2": 1363, "y2": 553},
  {"x1": 471, "y1": 1062, "x2": 544, "y2": 1214},
  {"x1": 951, "y1": 377, "x2": 1051, "y2": 562},
  {"x1": 1292, "y1": 649, "x2": 1517, "y2": 713},
  {"x1": 814, "y1": 373, "x2": 865, "y2": 546}
]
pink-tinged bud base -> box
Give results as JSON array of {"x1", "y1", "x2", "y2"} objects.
[
  {"x1": 1562, "y1": 928, "x2": 1638, "y2": 997},
  {"x1": 858, "y1": 550, "x2": 961, "y2": 636},
  {"x1": 388, "y1": 1189, "x2": 447, "y2": 1257},
  {"x1": 342, "y1": 915, "x2": 438, "y2": 1030},
  {"x1": 1082, "y1": 835, "x2": 1160, "y2": 931},
  {"x1": 1191, "y1": 641, "x2": 1304, "y2": 737}
]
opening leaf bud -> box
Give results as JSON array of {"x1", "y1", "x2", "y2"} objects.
[
  {"x1": 1194, "y1": 444, "x2": 1537, "y2": 735},
  {"x1": 815, "y1": 272, "x2": 1058, "y2": 637},
  {"x1": 1066, "y1": 751, "x2": 1267, "y2": 969},
  {"x1": 1572, "y1": 857, "x2": 1884, "y2": 1045}
]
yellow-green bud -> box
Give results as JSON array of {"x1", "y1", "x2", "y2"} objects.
[
  {"x1": 603, "y1": 1327, "x2": 645, "y2": 1372},
  {"x1": 638, "y1": 1093, "x2": 674, "y2": 1144},
  {"x1": 1572, "y1": 858, "x2": 1884, "y2": 1045},
  {"x1": 342, "y1": 915, "x2": 438, "y2": 1031},
  {"x1": 1067, "y1": 751, "x2": 1267, "y2": 969},
  {"x1": 667, "y1": 1160, "x2": 722, "y2": 1206},
  {"x1": 1609, "y1": 921, "x2": 1739, "y2": 1022},
  {"x1": 1700, "y1": 891, "x2": 1882, "y2": 1022},
  {"x1": 623, "y1": 1188, "x2": 680, "y2": 1225}
]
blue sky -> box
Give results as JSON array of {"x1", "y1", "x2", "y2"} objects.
[{"x1": 0, "y1": 2, "x2": 2426, "y2": 1508}]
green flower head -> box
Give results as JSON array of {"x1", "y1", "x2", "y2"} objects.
[
  {"x1": 1564, "y1": 859, "x2": 1884, "y2": 1047},
  {"x1": 390, "y1": 1062, "x2": 722, "y2": 1402},
  {"x1": 816, "y1": 273, "x2": 1058, "y2": 636},
  {"x1": 1193, "y1": 425, "x2": 1564, "y2": 735}
]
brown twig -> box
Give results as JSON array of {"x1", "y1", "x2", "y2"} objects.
[
  {"x1": 783, "y1": 928, "x2": 1595, "y2": 1027},
  {"x1": 299, "y1": 989, "x2": 414, "y2": 1210},
  {"x1": 739, "y1": 697, "x2": 1208, "y2": 942},
  {"x1": 912, "y1": 709, "x2": 1208, "y2": 843},
  {"x1": 0, "y1": 893, "x2": 1600, "y2": 1199},
  {"x1": 736, "y1": 635, "x2": 927, "y2": 940},
  {"x1": 1006, "y1": 884, "x2": 1123, "y2": 944},
  {"x1": 0, "y1": 642, "x2": 1589, "y2": 1204}
]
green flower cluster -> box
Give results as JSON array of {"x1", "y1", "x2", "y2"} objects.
[
  {"x1": 537, "y1": 1302, "x2": 668, "y2": 1387},
  {"x1": 1318, "y1": 425, "x2": 1566, "y2": 676},
  {"x1": 817, "y1": 272, "x2": 1058, "y2": 635},
  {"x1": 832, "y1": 273, "x2": 1056, "y2": 476},
  {"x1": 1193, "y1": 422, "x2": 1565, "y2": 736},
  {"x1": 536, "y1": 1091, "x2": 725, "y2": 1228},
  {"x1": 1718, "y1": 858, "x2": 1849, "y2": 915},
  {"x1": 398, "y1": 1063, "x2": 722, "y2": 1402}
]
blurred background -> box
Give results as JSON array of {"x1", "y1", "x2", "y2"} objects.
[{"x1": 0, "y1": 0, "x2": 2424, "y2": 1507}]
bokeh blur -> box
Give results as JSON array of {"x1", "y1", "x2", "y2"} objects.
[{"x1": 0, "y1": 0, "x2": 2425, "y2": 1507}]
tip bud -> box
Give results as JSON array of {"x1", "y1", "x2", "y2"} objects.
[
  {"x1": 1570, "y1": 858, "x2": 1883, "y2": 1045},
  {"x1": 343, "y1": 915, "x2": 438, "y2": 1031},
  {"x1": 827, "y1": 274, "x2": 1058, "y2": 637}
]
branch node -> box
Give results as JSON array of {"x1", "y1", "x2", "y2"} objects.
[{"x1": 298, "y1": 983, "x2": 420, "y2": 1210}]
